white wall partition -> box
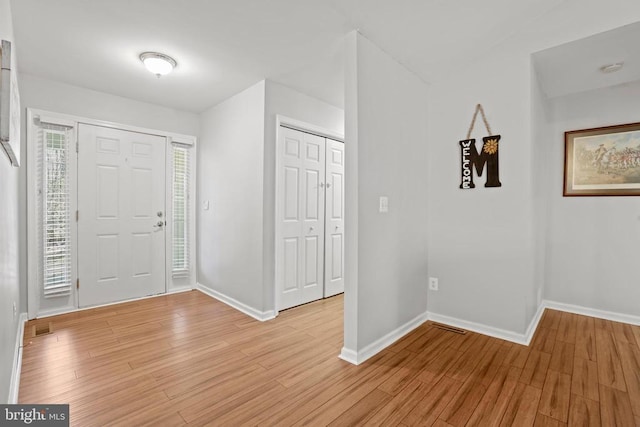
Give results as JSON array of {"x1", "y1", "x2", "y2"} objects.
[
  {"x1": 427, "y1": 45, "x2": 535, "y2": 335},
  {"x1": 197, "y1": 81, "x2": 268, "y2": 315},
  {"x1": 343, "y1": 32, "x2": 429, "y2": 363}
]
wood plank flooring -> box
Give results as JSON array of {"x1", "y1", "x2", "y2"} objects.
[{"x1": 19, "y1": 291, "x2": 640, "y2": 426}]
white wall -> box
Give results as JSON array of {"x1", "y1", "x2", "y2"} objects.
[
  {"x1": 427, "y1": 45, "x2": 535, "y2": 335},
  {"x1": 543, "y1": 80, "x2": 640, "y2": 317},
  {"x1": 263, "y1": 80, "x2": 344, "y2": 312},
  {"x1": 0, "y1": 0, "x2": 21, "y2": 403},
  {"x1": 426, "y1": 0, "x2": 640, "y2": 338},
  {"x1": 197, "y1": 81, "x2": 267, "y2": 311},
  {"x1": 18, "y1": 74, "x2": 200, "y2": 136},
  {"x1": 198, "y1": 79, "x2": 344, "y2": 315},
  {"x1": 344, "y1": 32, "x2": 429, "y2": 357},
  {"x1": 530, "y1": 68, "x2": 553, "y2": 323},
  {"x1": 18, "y1": 73, "x2": 200, "y2": 316}
]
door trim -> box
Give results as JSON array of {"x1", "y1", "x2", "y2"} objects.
[
  {"x1": 273, "y1": 115, "x2": 344, "y2": 315},
  {"x1": 277, "y1": 115, "x2": 344, "y2": 143},
  {"x1": 26, "y1": 108, "x2": 197, "y2": 319}
]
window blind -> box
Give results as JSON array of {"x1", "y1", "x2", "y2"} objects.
[
  {"x1": 172, "y1": 145, "x2": 190, "y2": 277},
  {"x1": 40, "y1": 125, "x2": 72, "y2": 297}
]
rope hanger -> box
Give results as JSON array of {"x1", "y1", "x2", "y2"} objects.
[{"x1": 466, "y1": 104, "x2": 493, "y2": 140}]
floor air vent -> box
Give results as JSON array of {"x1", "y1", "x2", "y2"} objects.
[
  {"x1": 432, "y1": 323, "x2": 467, "y2": 335},
  {"x1": 32, "y1": 322, "x2": 53, "y2": 337}
]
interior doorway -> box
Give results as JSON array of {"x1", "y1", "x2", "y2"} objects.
[{"x1": 275, "y1": 124, "x2": 345, "y2": 310}]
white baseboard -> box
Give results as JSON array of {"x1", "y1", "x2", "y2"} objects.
[
  {"x1": 196, "y1": 283, "x2": 276, "y2": 322},
  {"x1": 427, "y1": 311, "x2": 531, "y2": 345},
  {"x1": 9, "y1": 313, "x2": 28, "y2": 404},
  {"x1": 543, "y1": 300, "x2": 640, "y2": 326},
  {"x1": 340, "y1": 311, "x2": 430, "y2": 365},
  {"x1": 426, "y1": 300, "x2": 639, "y2": 349},
  {"x1": 35, "y1": 304, "x2": 77, "y2": 319},
  {"x1": 166, "y1": 286, "x2": 195, "y2": 295},
  {"x1": 524, "y1": 302, "x2": 546, "y2": 345},
  {"x1": 338, "y1": 348, "x2": 358, "y2": 365},
  {"x1": 34, "y1": 288, "x2": 196, "y2": 320}
]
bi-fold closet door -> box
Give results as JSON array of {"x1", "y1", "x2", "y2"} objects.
[{"x1": 276, "y1": 126, "x2": 344, "y2": 311}]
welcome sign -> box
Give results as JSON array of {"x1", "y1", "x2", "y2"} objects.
[
  {"x1": 459, "y1": 104, "x2": 501, "y2": 189},
  {"x1": 459, "y1": 136, "x2": 502, "y2": 188}
]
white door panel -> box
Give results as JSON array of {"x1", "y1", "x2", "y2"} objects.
[
  {"x1": 324, "y1": 139, "x2": 345, "y2": 297},
  {"x1": 277, "y1": 127, "x2": 325, "y2": 310},
  {"x1": 78, "y1": 124, "x2": 166, "y2": 307}
]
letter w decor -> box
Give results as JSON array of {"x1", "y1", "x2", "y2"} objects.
[{"x1": 459, "y1": 104, "x2": 501, "y2": 189}]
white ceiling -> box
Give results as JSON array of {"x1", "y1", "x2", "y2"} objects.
[
  {"x1": 11, "y1": 0, "x2": 610, "y2": 113},
  {"x1": 11, "y1": 0, "x2": 350, "y2": 112},
  {"x1": 533, "y1": 21, "x2": 640, "y2": 99}
]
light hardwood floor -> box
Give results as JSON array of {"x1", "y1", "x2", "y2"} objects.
[{"x1": 19, "y1": 291, "x2": 640, "y2": 426}]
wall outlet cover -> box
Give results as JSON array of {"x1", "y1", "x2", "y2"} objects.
[{"x1": 379, "y1": 196, "x2": 389, "y2": 213}]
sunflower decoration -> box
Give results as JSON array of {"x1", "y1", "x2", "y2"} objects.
[{"x1": 483, "y1": 138, "x2": 499, "y2": 155}]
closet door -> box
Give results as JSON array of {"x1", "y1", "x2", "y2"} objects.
[
  {"x1": 277, "y1": 127, "x2": 326, "y2": 310},
  {"x1": 324, "y1": 139, "x2": 345, "y2": 297}
]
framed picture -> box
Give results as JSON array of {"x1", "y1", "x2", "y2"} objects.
[
  {"x1": 0, "y1": 39, "x2": 20, "y2": 166},
  {"x1": 564, "y1": 122, "x2": 640, "y2": 196}
]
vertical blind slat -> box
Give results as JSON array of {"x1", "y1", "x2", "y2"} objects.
[
  {"x1": 40, "y1": 126, "x2": 72, "y2": 297},
  {"x1": 172, "y1": 146, "x2": 190, "y2": 276}
]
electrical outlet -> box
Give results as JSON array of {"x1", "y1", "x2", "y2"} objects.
[
  {"x1": 429, "y1": 277, "x2": 439, "y2": 291},
  {"x1": 379, "y1": 196, "x2": 388, "y2": 213}
]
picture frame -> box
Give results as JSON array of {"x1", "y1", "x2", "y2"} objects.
[
  {"x1": 564, "y1": 122, "x2": 640, "y2": 196},
  {"x1": 0, "y1": 39, "x2": 21, "y2": 166}
]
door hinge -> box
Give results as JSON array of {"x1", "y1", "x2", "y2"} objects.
[
  {"x1": 76, "y1": 210, "x2": 79, "y2": 222},
  {"x1": 76, "y1": 278, "x2": 80, "y2": 289}
]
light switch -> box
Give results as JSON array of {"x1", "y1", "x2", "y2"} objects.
[
  {"x1": 203, "y1": 201, "x2": 210, "y2": 210},
  {"x1": 379, "y1": 196, "x2": 388, "y2": 213}
]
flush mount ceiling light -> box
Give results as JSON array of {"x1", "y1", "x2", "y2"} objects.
[
  {"x1": 600, "y1": 62, "x2": 624, "y2": 74},
  {"x1": 139, "y1": 52, "x2": 177, "y2": 77}
]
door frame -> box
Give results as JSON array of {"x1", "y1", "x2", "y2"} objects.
[
  {"x1": 26, "y1": 108, "x2": 197, "y2": 319},
  {"x1": 273, "y1": 115, "x2": 344, "y2": 314}
]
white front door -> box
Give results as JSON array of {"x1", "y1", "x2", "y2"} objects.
[
  {"x1": 77, "y1": 124, "x2": 166, "y2": 307},
  {"x1": 324, "y1": 139, "x2": 345, "y2": 297},
  {"x1": 277, "y1": 127, "x2": 326, "y2": 310}
]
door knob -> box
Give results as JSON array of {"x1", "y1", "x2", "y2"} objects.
[
  {"x1": 326, "y1": 183, "x2": 331, "y2": 188},
  {"x1": 155, "y1": 220, "x2": 164, "y2": 227}
]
